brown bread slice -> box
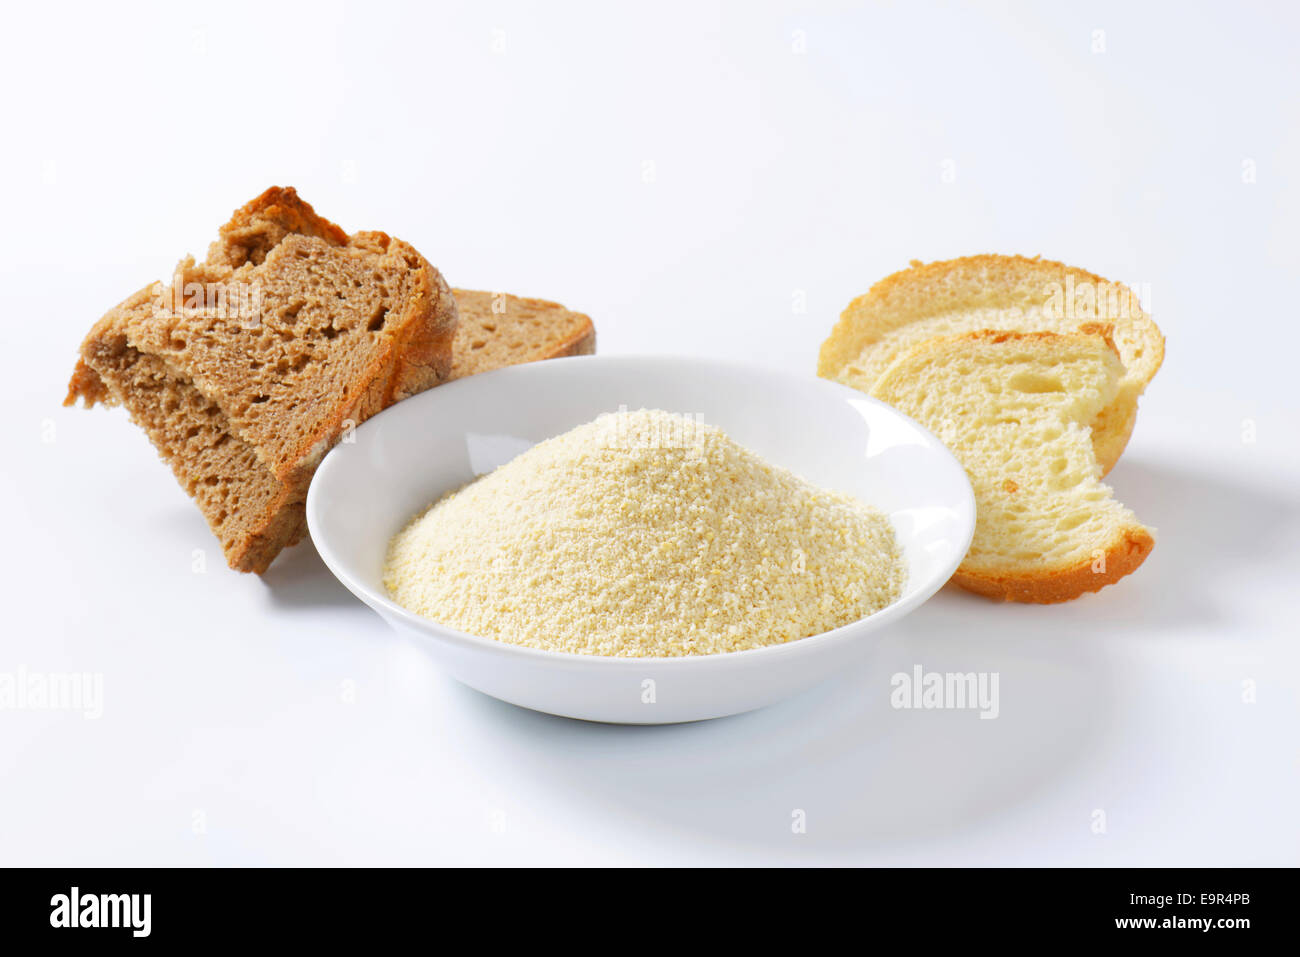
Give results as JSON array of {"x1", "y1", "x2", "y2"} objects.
[
  {"x1": 449, "y1": 289, "x2": 595, "y2": 379},
  {"x1": 65, "y1": 187, "x2": 458, "y2": 573}
]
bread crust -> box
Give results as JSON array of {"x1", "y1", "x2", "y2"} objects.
[
  {"x1": 209, "y1": 186, "x2": 349, "y2": 265},
  {"x1": 952, "y1": 525, "x2": 1155, "y2": 603}
]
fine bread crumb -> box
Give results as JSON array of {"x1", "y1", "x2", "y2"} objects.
[{"x1": 384, "y1": 408, "x2": 906, "y2": 657}]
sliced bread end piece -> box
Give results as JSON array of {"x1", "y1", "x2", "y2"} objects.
[{"x1": 870, "y1": 327, "x2": 1154, "y2": 603}]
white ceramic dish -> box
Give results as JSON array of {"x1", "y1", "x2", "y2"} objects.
[{"x1": 306, "y1": 355, "x2": 975, "y2": 724}]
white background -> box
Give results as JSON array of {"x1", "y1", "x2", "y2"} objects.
[{"x1": 2, "y1": 0, "x2": 1297, "y2": 865}]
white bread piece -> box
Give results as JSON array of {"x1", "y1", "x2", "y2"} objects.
[
  {"x1": 818, "y1": 255, "x2": 1165, "y2": 473},
  {"x1": 869, "y1": 326, "x2": 1154, "y2": 603}
]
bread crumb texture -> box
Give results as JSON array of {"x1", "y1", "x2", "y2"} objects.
[
  {"x1": 869, "y1": 330, "x2": 1154, "y2": 603},
  {"x1": 384, "y1": 409, "x2": 905, "y2": 657}
]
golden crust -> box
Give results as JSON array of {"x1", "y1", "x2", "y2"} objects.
[{"x1": 952, "y1": 526, "x2": 1155, "y2": 604}]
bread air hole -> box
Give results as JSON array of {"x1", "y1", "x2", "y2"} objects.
[
  {"x1": 1009, "y1": 371, "x2": 1066, "y2": 393},
  {"x1": 1057, "y1": 512, "x2": 1090, "y2": 532}
]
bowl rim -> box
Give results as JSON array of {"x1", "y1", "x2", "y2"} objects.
[{"x1": 305, "y1": 354, "x2": 975, "y2": 669}]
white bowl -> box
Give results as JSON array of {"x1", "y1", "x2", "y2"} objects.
[{"x1": 306, "y1": 355, "x2": 974, "y2": 724}]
